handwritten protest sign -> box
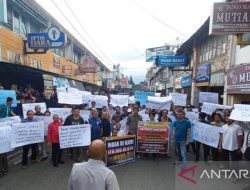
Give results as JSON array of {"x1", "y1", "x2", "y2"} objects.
[
  {"x1": 59, "y1": 124, "x2": 91, "y2": 149},
  {"x1": 0, "y1": 90, "x2": 17, "y2": 107},
  {"x1": 170, "y1": 93, "x2": 187, "y2": 106},
  {"x1": 230, "y1": 104, "x2": 250, "y2": 122},
  {"x1": 80, "y1": 110, "x2": 91, "y2": 121},
  {"x1": 137, "y1": 122, "x2": 169, "y2": 154},
  {"x1": 49, "y1": 108, "x2": 71, "y2": 121},
  {"x1": 199, "y1": 92, "x2": 218, "y2": 104},
  {"x1": 58, "y1": 92, "x2": 83, "y2": 105},
  {"x1": 105, "y1": 135, "x2": 136, "y2": 167},
  {"x1": 185, "y1": 112, "x2": 199, "y2": 123},
  {"x1": 11, "y1": 121, "x2": 45, "y2": 148},
  {"x1": 193, "y1": 121, "x2": 221, "y2": 148},
  {"x1": 0, "y1": 116, "x2": 21, "y2": 127},
  {"x1": 110, "y1": 95, "x2": 129, "y2": 107},
  {"x1": 0, "y1": 126, "x2": 14, "y2": 154},
  {"x1": 89, "y1": 95, "x2": 108, "y2": 108},
  {"x1": 201, "y1": 102, "x2": 232, "y2": 115},
  {"x1": 33, "y1": 116, "x2": 53, "y2": 136},
  {"x1": 146, "y1": 96, "x2": 172, "y2": 110},
  {"x1": 79, "y1": 91, "x2": 92, "y2": 104},
  {"x1": 22, "y1": 103, "x2": 47, "y2": 118}
]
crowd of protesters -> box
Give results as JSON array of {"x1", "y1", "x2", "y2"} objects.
[{"x1": 0, "y1": 85, "x2": 250, "y2": 190}]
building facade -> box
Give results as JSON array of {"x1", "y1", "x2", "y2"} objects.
[{"x1": 0, "y1": 0, "x2": 109, "y2": 93}]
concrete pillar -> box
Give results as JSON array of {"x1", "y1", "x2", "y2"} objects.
[
  {"x1": 191, "y1": 47, "x2": 200, "y2": 107},
  {"x1": 0, "y1": 0, "x2": 7, "y2": 24}
]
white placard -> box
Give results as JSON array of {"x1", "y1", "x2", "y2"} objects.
[
  {"x1": 193, "y1": 121, "x2": 221, "y2": 148},
  {"x1": 79, "y1": 91, "x2": 92, "y2": 104},
  {"x1": 110, "y1": 95, "x2": 129, "y2": 107},
  {"x1": 22, "y1": 103, "x2": 47, "y2": 118},
  {"x1": 59, "y1": 124, "x2": 91, "y2": 149},
  {"x1": 49, "y1": 108, "x2": 72, "y2": 121},
  {"x1": 155, "y1": 93, "x2": 161, "y2": 97},
  {"x1": 128, "y1": 96, "x2": 135, "y2": 104},
  {"x1": 0, "y1": 116, "x2": 21, "y2": 127},
  {"x1": 185, "y1": 112, "x2": 199, "y2": 123},
  {"x1": 199, "y1": 92, "x2": 218, "y2": 104},
  {"x1": 58, "y1": 92, "x2": 83, "y2": 105},
  {"x1": 0, "y1": 126, "x2": 14, "y2": 154},
  {"x1": 33, "y1": 116, "x2": 53, "y2": 136},
  {"x1": 89, "y1": 95, "x2": 108, "y2": 108},
  {"x1": 139, "y1": 110, "x2": 149, "y2": 122},
  {"x1": 170, "y1": 93, "x2": 187, "y2": 106},
  {"x1": 80, "y1": 110, "x2": 91, "y2": 121},
  {"x1": 11, "y1": 121, "x2": 45, "y2": 148},
  {"x1": 230, "y1": 104, "x2": 250, "y2": 122},
  {"x1": 201, "y1": 102, "x2": 232, "y2": 115},
  {"x1": 146, "y1": 96, "x2": 172, "y2": 110}
]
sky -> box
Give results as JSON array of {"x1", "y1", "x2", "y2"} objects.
[{"x1": 35, "y1": 0, "x2": 219, "y2": 84}]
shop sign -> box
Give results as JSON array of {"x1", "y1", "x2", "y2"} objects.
[
  {"x1": 181, "y1": 75, "x2": 192, "y2": 88},
  {"x1": 28, "y1": 27, "x2": 66, "y2": 49},
  {"x1": 156, "y1": 55, "x2": 188, "y2": 67},
  {"x1": 210, "y1": 72, "x2": 225, "y2": 86},
  {"x1": 77, "y1": 54, "x2": 98, "y2": 74},
  {"x1": 175, "y1": 77, "x2": 182, "y2": 89},
  {"x1": 43, "y1": 74, "x2": 53, "y2": 96},
  {"x1": 196, "y1": 64, "x2": 211, "y2": 87},
  {"x1": 227, "y1": 64, "x2": 250, "y2": 94},
  {"x1": 210, "y1": 2, "x2": 250, "y2": 34},
  {"x1": 146, "y1": 46, "x2": 172, "y2": 62}
]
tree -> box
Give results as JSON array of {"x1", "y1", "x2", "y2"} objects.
[{"x1": 129, "y1": 75, "x2": 135, "y2": 88}]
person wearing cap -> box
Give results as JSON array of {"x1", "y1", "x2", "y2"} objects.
[{"x1": 0, "y1": 97, "x2": 16, "y2": 118}]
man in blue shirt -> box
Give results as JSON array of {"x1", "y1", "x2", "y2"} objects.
[
  {"x1": 172, "y1": 109, "x2": 191, "y2": 167},
  {"x1": 0, "y1": 97, "x2": 16, "y2": 118},
  {"x1": 88, "y1": 109, "x2": 102, "y2": 141}
]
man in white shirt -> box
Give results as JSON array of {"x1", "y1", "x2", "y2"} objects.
[
  {"x1": 68, "y1": 140, "x2": 120, "y2": 190},
  {"x1": 218, "y1": 116, "x2": 243, "y2": 161}
]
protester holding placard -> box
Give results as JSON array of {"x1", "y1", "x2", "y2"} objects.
[
  {"x1": 40, "y1": 111, "x2": 51, "y2": 161},
  {"x1": 0, "y1": 97, "x2": 16, "y2": 118},
  {"x1": 111, "y1": 106, "x2": 122, "y2": 124},
  {"x1": 64, "y1": 107, "x2": 85, "y2": 163},
  {"x1": 120, "y1": 106, "x2": 131, "y2": 120},
  {"x1": 101, "y1": 111, "x2": 111, "y2": 138},
  {"x1": 210, "y1": 113, "x2": 225, "y2": 161},
  {"x1": 172, "y1": 109, "x2": 191, "y2": 167},
  {"x1": 219, "y1": 116, "x2": 243, "y2": 161},
  {"x1": 158, "y1": 109, "x2": 172, "y2": 123},
  {"x1": 88, "y1": 109, "x2": 102, "y2": 141},
  {"x1": 21, "y1": 110, "x2": 39, "y2": 169},
  {"x1": 48, "y1": 114, "x2": 64, "y2": 167},
  {"x1": 195, "y1": 112, "x2": 210, "y2": 162},
  {"x1": 126, "y1": 107, "x2": 142, "y2": 135}
]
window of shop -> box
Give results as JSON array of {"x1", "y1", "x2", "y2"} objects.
[
  {"x1": 13, "y1": 11, "x2": 20, "y2": 34},
  {"x1": 73, "y1": 50, "x2": 81, "y2": 64},
  {"x1": 52, "y1": 49, "x2": 65, "y2": 57},
  {"x1": 20, "y1": 17, "x2": 28, "y2": 38},
  {"x1": 6, "y1": 3, "x2": 13, "y2": 30},
  {"x1": 212, "y1": 38, "x2": 217, "y2": 58}
]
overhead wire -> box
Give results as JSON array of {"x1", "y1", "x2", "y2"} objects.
[
  {"x1": 50, "y1": 0, "x2": 113, "y2": 69},
  {"x1": 63, "y1": 0, "x2": 116, "y2": 67},
  {"x1": 130, "y1": 0, "x2": 187, "y2": 38}
]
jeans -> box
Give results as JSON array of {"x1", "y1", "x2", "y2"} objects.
[{"x1": 175, "y1": 141, "x2": 187, "y2": 165}]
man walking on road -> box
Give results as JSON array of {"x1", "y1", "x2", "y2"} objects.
[
  {"x1": 68, "y1": 140, "x2": 120, "y2": 190},
  {"x1": 172, "y1": 109, "x2": 191, "y2": 167}
]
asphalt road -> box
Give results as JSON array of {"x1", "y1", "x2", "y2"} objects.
[{"x1": 0, "y1": 151, "x2": 249, "y2": 190}]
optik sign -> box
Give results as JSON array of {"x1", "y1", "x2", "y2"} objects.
[{"x1": 28, "y1": 27, "x2": 66, "y2": 49}]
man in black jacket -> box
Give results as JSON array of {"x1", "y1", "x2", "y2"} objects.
[{"x1": 64, "y1": 107, "x2": 85, "y2": 163}]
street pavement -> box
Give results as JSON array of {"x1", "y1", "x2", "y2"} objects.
[{"x1": 0, "y1": 151, "x2": 248, "y2": 190}]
